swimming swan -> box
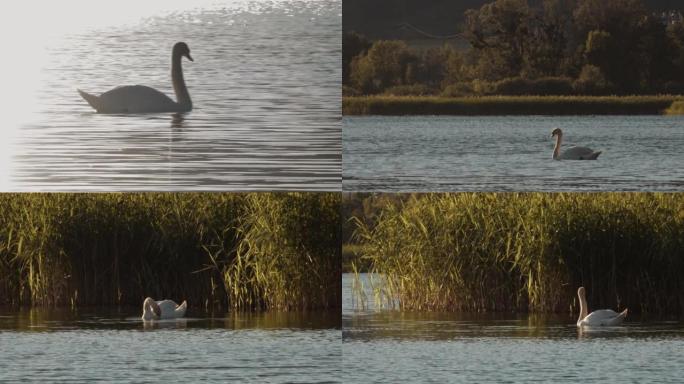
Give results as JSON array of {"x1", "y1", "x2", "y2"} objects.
[
  {"x1": 551, "y1": 128, "x2": 601, "y2": 160},
  {"x1": 78, "y1": 42, "x2": 193, "y2": 113},
  {"x1": 142, "y1": 297, "x2": 188, "y2": 321},
  {"x1": 576, "y1": 287, "x2": 627, "y2": 327}
]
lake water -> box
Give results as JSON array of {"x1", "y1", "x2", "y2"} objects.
[
  {"x1": 0, "y1": 308, "x2": 340, "y2": 383},
  {"x1": 2, "y1": 0, "x2": 340, "y2": 191},
  {"x1": 343, "y1": 115, "x2": 684, "y2": 191},
  {"x1": 342, "y1": 273, "x2": 684, "y2": 383}
]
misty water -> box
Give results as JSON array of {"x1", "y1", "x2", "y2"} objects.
[
  {"x1": 0, "y1": 308, "x2": 340, "y2": 383},
  {"x1": 342, "y1": 273, "x2": 684, "y2": 383},
  {"x1": 4, "y1": 0, "x2": 340, "y2": 191},
  {"x1": 343, "y1": 115, "x2": 684, "y2": 192}
]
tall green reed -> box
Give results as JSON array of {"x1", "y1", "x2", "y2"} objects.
[
  {"x1": 354, "y1": 193, "x2": 684, "y2": 315},
  {"x1": 0, "y1": 193, "x2": 340, "y2": 310}
]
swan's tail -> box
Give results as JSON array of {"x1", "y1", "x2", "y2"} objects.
[
  {"x1": 589, "y1": 151, "x2": 601, "y2": 160},
  {"x1": 77, "y1": 89, "x2": 101, "y2": 112},
  {"x1": 175, "y1": 300, "x2": 188, "y2": 317},
  {"x1": 613, "y1": 308, "x2": 628, "y2": 325}
]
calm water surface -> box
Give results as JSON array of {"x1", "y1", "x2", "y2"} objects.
[
  {"x1": 342, "y1": 273, "x2": 684, "y2": 383},
  {"x1": 0, "y1": 308, "x2": 340, "y2": 383},
  {"x1": 4, "y1": 0, "x2": 340, "y2": 191},
  {"x1": 343, "y1": 115, "x2": 684, "y2": 191}
]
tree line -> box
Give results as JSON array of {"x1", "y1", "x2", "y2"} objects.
[{"x1": 343, "y1": 0, "x2": 684, "y2": 96}]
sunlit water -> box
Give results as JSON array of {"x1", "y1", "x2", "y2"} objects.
[
  {"x1": 0, "y1": 308, "x2": 340, "y2": 383},
  {"x1": 343, "y1": 115, "x2": 684, "y2": 191},
  {"x1": 2, "y1": 0, "x2": 340, "y2": 191},
  {"x1": 342, "y1": 273, "x2": 684, "y2": 383}
]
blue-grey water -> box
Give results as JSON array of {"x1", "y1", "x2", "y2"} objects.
[
  {"x1": 4, "y1": 0, "x2": 340, "y2": 191},
  {"x1": 343, "y1": 115, "x2": 684, "y2": 191},
  {"x1": 0, "y1": 308, "x2": 340, "y2": 383},
  {"x1": 342, "y1": 273, "x2": 684, "y2": 383}
]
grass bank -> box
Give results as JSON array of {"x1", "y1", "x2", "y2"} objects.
[
  {"x1": 343, "y1": 95, "x2": 681, "y2": 115},
  {"x1": 0, "y1": 193, "x2": 340, "y2": 310},
  {"x1": 352, "y1": 193, "x2": 684, "y2": 315}
]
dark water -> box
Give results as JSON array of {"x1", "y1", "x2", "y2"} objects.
[
  {"x1": 342, "y1": 273, "x2": 684, "y2": 383},
  {"x1": 5, "y1": 0, "x2": 341, "y2": 191},
  {"x1": 343, "y1": 115, "x2": 684, "y2": 192},
  {"x1": 0, "y1": 308, "x2": 340, "y2": 383}
]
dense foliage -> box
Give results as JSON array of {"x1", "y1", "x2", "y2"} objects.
[{"x1": 344, "y1": 0, "x2": 684, "y2": 96}]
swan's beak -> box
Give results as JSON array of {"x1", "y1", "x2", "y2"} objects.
[{"x1": 186, "y1": 53, "x2": 194, "y2": 62}]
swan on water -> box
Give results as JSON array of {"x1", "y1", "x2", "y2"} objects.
[
  {"x1": 142, "y1": 297, "x2": 188, "y2": 321},
  {"x1": 576, "y1": 287, "x2": 627, "y2": 327},
  {"x1": 551, "y1": 128, "x2": 601, "y2": 160},
  {"x1": 78, "y1": 42, "x2": 193, "y2": 113}
]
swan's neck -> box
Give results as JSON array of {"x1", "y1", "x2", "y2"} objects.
[
  {"x1": 142, "y1": 298, "x2": 160, "y2": 320},
  {"x1": 578, "y1": 291, "x2": 588, "y2": 323},
  {"x1": 172, "y1": 54, "x2": 192, "y2": 111},
  {"x1": 553, "y1": 134, "x2": 562, "y2": 159},
  {"x1": 142, "y1": 300, "x2": 154, "y2": 320}
]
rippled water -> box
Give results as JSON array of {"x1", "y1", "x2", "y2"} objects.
[
  {"x1": 343, "y1": 115, "x2": 684, "y2": 191},
  {"x1": 0, "y1": 308, "x2": 340, "y2": 383},
  {"x1": 4, "y1": 0, "x2": 340, "y2": 191},
  {"x1": 342, "y1": 273, "x2": 684, "y2": 383}
]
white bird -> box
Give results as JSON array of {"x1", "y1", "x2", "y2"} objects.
[
  {"x1": 551, "y1": 128, "x2": 601, "y2": 160},
  {"x1": 576, "y1": 286, "x2": 627, "y2": 327},
  {"x1": 78, "y1": 42, "x2": 193, "y2": 113},
  {"x1": 142, "y1": 297, "x2": 188, "y2": 321}
]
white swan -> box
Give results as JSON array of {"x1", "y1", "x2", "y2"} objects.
[
  {"x1": 78, "y1": 42, "x2": 193, "y2": 113},
  {"x1": 576, "y1": 287, "x2": 627, "y2": 327},
  {"x1": 142, "y1": 297, "x2": 188, "y2": 321},
  {"x1": 551, "y1": 128, "x2": 601, "y2": 160}
]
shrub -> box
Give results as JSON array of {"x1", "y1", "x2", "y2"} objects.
[{"x1": 573, "y1": 65, "x2": 612, "y2": 95}]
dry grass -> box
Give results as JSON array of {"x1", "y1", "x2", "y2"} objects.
[{"x1": 343, "y1": 95, "x2": 681, "y2": 115}]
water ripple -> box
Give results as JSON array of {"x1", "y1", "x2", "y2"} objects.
[
  {"x1": 6, "y1": 0, "x2": 341, "y2": 191},
  {"x1": 343, "y1": 115, "x2": 684, "y2": 192}
]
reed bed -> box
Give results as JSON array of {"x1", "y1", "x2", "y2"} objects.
[
  {"x1": 343, "y1": 95, "x2": 680, "y2": 115},
  {"x1": 665, "y1": 100, "x2": 684, "y2": 115},
  {"x1": 0, "y1": 193, "x2": 340, "y2": 310},
  {"x1": 353, "y1": 193, "x2": 684, "y2": 315}
]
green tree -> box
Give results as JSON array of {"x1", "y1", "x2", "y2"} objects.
[
  {"x1": 667, "y1": 22, "x2": 684, "y2": 87},
  {"x1": 349, "y1": 40, "x2": 417, "y2": 93},
  {"x1": 464, "y1": 0, "x2": 532, "y2": 79},
  {"x1": 343, "y1": 32, "x2": 371, "y2": 85},
  {"x1": 523, "y1": 0, "x2": 574, "y2": 77},
  {"x1": 416, "y1": 45, "x2": 454, "y2": 90},
  {"x1": 572, "y1": 0, "x2": 670, "y2": 92}
]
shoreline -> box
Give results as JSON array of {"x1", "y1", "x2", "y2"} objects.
[{"x1": 343, "y1": 95, "x2": 683, "y2": 116}]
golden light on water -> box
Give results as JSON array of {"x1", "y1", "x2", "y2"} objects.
[{"x1": 0, "y1": 0, "x2": 224, "y2": 189}]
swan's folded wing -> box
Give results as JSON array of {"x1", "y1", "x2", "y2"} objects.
[
  {"x1": 561, "y1": 146, "x2": 601, "y2": 160},
  {"x1": 97, "y1": 85, "x2": 178, "y2": 113},
  {"x1": 563, "y1": 146, "x2": 595, "y2": 157},
  {"x1": 583, "y1": 309, "x2": 625, "y2": 325}
]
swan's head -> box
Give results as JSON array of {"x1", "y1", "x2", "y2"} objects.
[
  {"x1": 577, "y1": 286, "x2": 585, "y2": 298},
  {"x1": 551, "y1": 127, "x2": 563, "y2": 137},
  {"x1": 142, "y1": 297, "x2": 161, "y2": 321},
  {"x1": 173, "y1": 42, "x2": 193, "y2": 62}
]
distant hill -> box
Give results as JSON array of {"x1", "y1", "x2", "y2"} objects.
[{"x1": 343, "y1": 0, "x2": 684, "y2": 48}]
